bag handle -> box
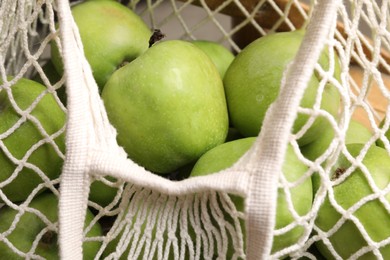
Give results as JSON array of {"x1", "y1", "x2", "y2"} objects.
[
  {"x1": 244, "y1": 0, "x2": 340, "y2": 258},
  {"x1": 55, "y1": 0, "x2": 103, "y2": 258},
  {"x1": 55, "y1": 0, "x2": 340, "y2": 258}
]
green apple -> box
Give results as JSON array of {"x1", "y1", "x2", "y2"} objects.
[
  {"x1": 190, "y1": 137, "x2": 313, "y2": 257},
  {"x1": 102, "y1": 40, "x2": 229, "y2": 174},
  {"x1": 345, "y1": 120, "x2": 373, "y2": 144},
  {"x1": 0, "y1": 192, "x2": 102, "y2": 259},
  {"x1": 0, "y1": 78, "x2": 65, "y2": 202},
  {"x1": 223, "y1": 30, "x2": 341, "y2": 146},
  {"x1": 301, "y1": 119, "x2": 373, "y2": 161},
  {"x1": 376, "y1": 119, "x2": 390, "y2": 148},
  {"x1": 314, "y1": 143, "x2": 390, "y2": 259},
  {"x1": 191, "y1": 40, "x2": 235, "y2": 79},
  {"x1": 190, "y1": 137, "x2": 255, "y2": 178},
  {"x1": 51, "y1": 0, "x2": 151, "y2": 90}
]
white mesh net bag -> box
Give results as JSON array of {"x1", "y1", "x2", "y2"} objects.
[{"x1": 1, "y1": 0, "x2": 390, "y2": 259}]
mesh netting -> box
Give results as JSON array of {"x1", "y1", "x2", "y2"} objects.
[{"x1": 0, "y1": 0, "x2": 389, "y2": 259}]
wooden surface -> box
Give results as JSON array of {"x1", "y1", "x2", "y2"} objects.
[
  {"x1": 178, "y1": 0, "x2": 308, "y2": 30},
  {"x1": 349, "y1": 65, "x2": 389, "y2": 129}
]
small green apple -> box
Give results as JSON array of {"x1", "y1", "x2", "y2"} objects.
[
  {"x1": 102, "y1": 40, "x2": 229, "y2": 174},
  {"x1": 190, "y1": 137, "x2": 255, "y2": 178},
  {"x1": 0, "y1": 78, "x2": 65, "y2": 202},
  {"x1": 190, "y1": 137, "x2": 313, "y2": 257},
  {"x1": 0, "y1": 192, "x2": 103, "y2": 259},
  {"x1": 223, "y1": 30, "x2": 341, "y2": 146},
  {"x1": 191, "y1": 40, "x2": 235, "y2": 79},
  {"x1": 376, "y1": 119, "x2": 390, "y2": 148},
  {"x1": 314, "y1": 143, "x2": 390, "y2": 259},
  {"x1": 51, "y1": 0, "x2": 151, "y2": 90},
  {"x1": 301, "y1": 119, "x2": 373, "y2": 161}
]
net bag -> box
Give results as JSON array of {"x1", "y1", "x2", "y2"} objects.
[{"x1": 0, "y1": 0, "x2": 389, "y2": 259}]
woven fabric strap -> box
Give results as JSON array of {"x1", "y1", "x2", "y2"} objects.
[
  {"x1": 55, "y1": 0, "x2": 340, "y2": 259},
  {"x1": 56, "y1": 0, "x2": 100, "y2": 258},
  {"x1": 244, "y1": 0, "x2": 340, "y2": 259}
]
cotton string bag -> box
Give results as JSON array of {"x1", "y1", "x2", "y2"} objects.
[{"x1": 1, "y1": 0, "x2": 389, "y2": 259}]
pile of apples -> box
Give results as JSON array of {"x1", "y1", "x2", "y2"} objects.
[{"x1": 0, "y1": 0, "x2": 389, "y2": 258}]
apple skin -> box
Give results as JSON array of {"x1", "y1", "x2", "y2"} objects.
[
  {"x1": 191, "y1": 40, "x2": 235, "y2": 79},
  {"x1": 51, "y1": 0, "x2": 151, "y2": 90},
  {"x1": 345, "y1": 120, "x2": 373, "y2": 144},
  {"x1": 190, "y1": 137, "x2": 255, "y2": 178},
  {"x1": 314, "y1": 143, "x2": 390, "y2": 259},
  {"x1": 190, "y1": 137, "x2": 313, "y2": 257},
  {"x1": 0, "y1": 192, "x2": 102, "y2": 259},
  {"x1": 301, "y1": 119, "x2": 373, "y2": 161},
  {"x1": 223, "y1": 30, "x2": 341, "y2": 146},
  {"x1": 376, "y1": 119, "x2": 390, "y2": 149},
  {"x1": 102, "y1": 40, "x2": 229, "y2": 174},
  {"x1": 0, "y1": 78, "x2": 65, "y2": 202}
]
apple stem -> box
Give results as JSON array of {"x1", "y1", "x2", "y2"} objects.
[
  {"x1": 119, "y1": 61, "x2": 130, "y2": 68},
  {"x1": 149, "y1": 29, "x2": 165, "y2": 47},
  {"x1": 41, "y1": 230, "x2": 56, "y2": 246},
  {"x1": 332, "y1": 167, "x2": 346, "y2": 180}
]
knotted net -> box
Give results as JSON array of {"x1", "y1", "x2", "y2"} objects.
[{"x1": 0, "y1": 0, "x2": 389, "y2": 259}]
